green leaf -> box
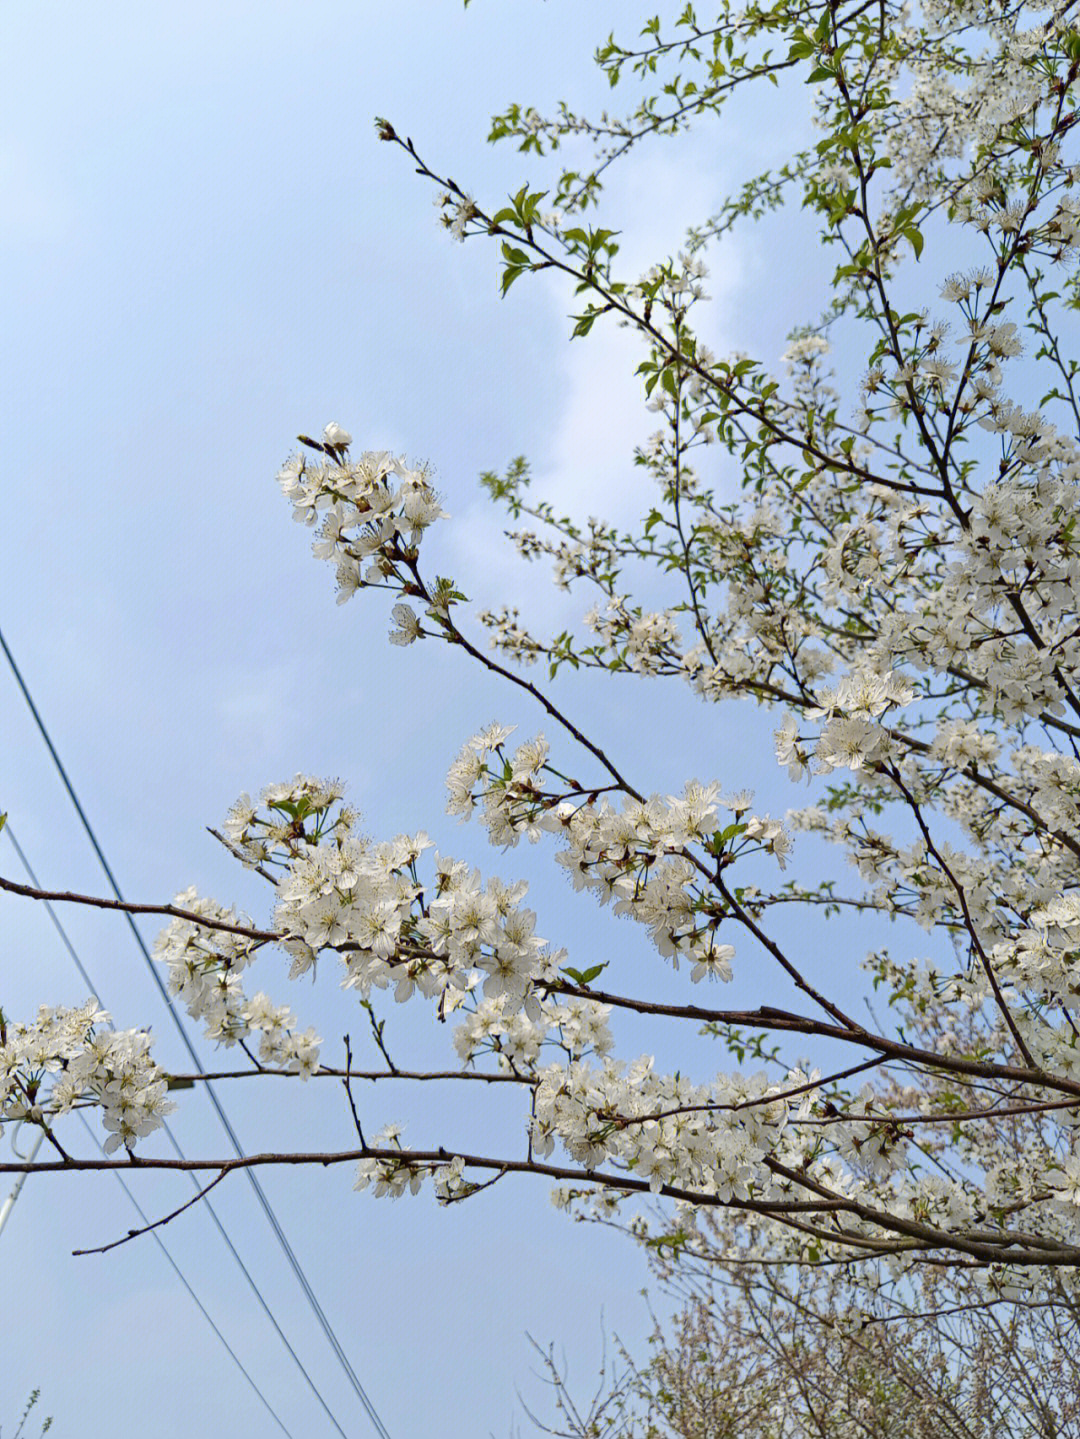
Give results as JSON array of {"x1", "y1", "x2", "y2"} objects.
[
  {"x1": 902, "y1": 225, "x2": 924, "y2": 260},
  {"x1": 501, "y1": 264, "x2": 526, "y2": 296},
  {"x1": 561, "y1": 962, "x2": 608, "y2": 987}
]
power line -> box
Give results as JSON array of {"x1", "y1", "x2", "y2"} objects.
[
  {"x1": 75, "y1": 1109, "x2": 296, "y2": 1439},
  {"x1": 1, "y1": 706, "x2": 359, "y2": 1439},
  {"x1": 2, "y1": 830, "x2": 356, "y2": 1439},
  {"x1": 2, "y1": 627, "x2": 393, "y2": 1439},
  {"x1": 3, "y1": 821, "x2": 313, "y2": 1439}
]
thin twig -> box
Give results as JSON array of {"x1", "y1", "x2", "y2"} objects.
[
  {"x1": 72, "y1": 1169, "x2": 228, "y2": 1255},
  {"x1": 341, "y1": 1036, "x2": 366, "y2": 1146},
  {"x1": 361, "y1": 1000, "x2": 398, "y2": 1074},
  {"x1": 207, "y1": 826, "x2": 280, "y2": 885}
]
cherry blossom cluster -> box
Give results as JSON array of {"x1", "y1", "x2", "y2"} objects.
[
  {"x1": 446, "y1": 725, "x2": 758, "y2": 978},
  {"x1": 153, "y1": 886, "x2": 322, "y2": 1077},
  {"x1": 774, "y1": 669, "x2": 915, "y2": 779},
  {"x1": 1, "y1": 1001, "x2": 173, "y2": 1154},
  {"x1": 276, "y1": 425, "x2": 447, "y2": 606},
  {"x1": 354, "y1": 1125, "x2": 469, "y2": 1201},
  {"x1": 159, "y1": 773, "x2": 626, "y2": 1081},
  {"x1": 530, "y1": 1058, "x2": 787, "y2": 1198},
  {"x1": 353, "y1": 0, "x2": 1080, "y2": 1269}
]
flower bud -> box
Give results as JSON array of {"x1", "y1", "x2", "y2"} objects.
[{"x1": 322, "y1": 422, "x2": 352, "y2": 452}]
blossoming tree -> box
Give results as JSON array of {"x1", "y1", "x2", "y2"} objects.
[
  {"x1": 523, "y1": 1223, "x2": 1080, "y2": 1436},
  {"x1": 6, "y1": 0, "x2": 1080, "y2": 1304}
]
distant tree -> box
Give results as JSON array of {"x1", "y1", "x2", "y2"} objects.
[{"x1": 518, "y1": 1213, "x2": 1080, "y2": 1437}]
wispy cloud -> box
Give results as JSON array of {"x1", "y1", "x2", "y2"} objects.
[{"x1": 448, "y1": 132, "x2": 746, "y2": 619}]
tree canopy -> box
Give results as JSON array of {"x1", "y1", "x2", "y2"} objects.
[{"x1": 6, "y1": 0, "x2": 1080, "y2": 1322}]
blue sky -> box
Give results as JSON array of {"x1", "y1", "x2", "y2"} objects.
[{"x1": 0, "y1": 4, "x2": 841, "y2": 1436}]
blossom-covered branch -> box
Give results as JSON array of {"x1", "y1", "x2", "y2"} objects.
[{"x1": 9, "y1": 0, "x2": 1080, "y2": 1303}]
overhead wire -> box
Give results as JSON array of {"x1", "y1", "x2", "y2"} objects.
[
  {"x1": 75, "y1": 1106, "x2": 296, "y2": 1439},
  {"x1": 1, "y1": 627, "x2": 393, "y2": 1439},
  {"x1": 4, "y1": 820, "x2": 314, "y2": 1439}
]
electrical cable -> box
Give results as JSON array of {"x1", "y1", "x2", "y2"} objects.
[
  {"x1": 74, "y1": 1104, "x2": 296, "y2": 1439},
  {"x1": 4, "y1": 821, "x2": 328, "y2": 1439},
  {"x1": 1, "y1": 627, "x2": 393, "y2": 1439}
]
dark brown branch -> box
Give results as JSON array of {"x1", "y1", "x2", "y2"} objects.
[
  {"x1": 165, "y1": 1065, "x2": 535, "y2": 1085},
  {"x1": 207, "y1": 826, "x2": 280, "y2": 885},
  {"x1": 763, "y1": 1156, "x2": 1079, "y2": 1266},
  {"x1": 612, "y1": 1056, "x2": 887, "y2": 1127},
  {"x1": 341, "y1": 1036, "x2": 366, "y2": 1147},
  {"x1": 0, "y1": 874, "x2": 279, "y2": 945},
  {"x1": 544, "y1": 982, "x2": 1080, "y2": 1096},
  {"x1": 403, "y1": 553, "x2": 644, "y2": 802},
  {"x1": 7, "y1": 1143, "x2": 1077, "y2": 1265},
  {"x1": 0, "y1": 1144, "x2": 838, "y2": 1218}
]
